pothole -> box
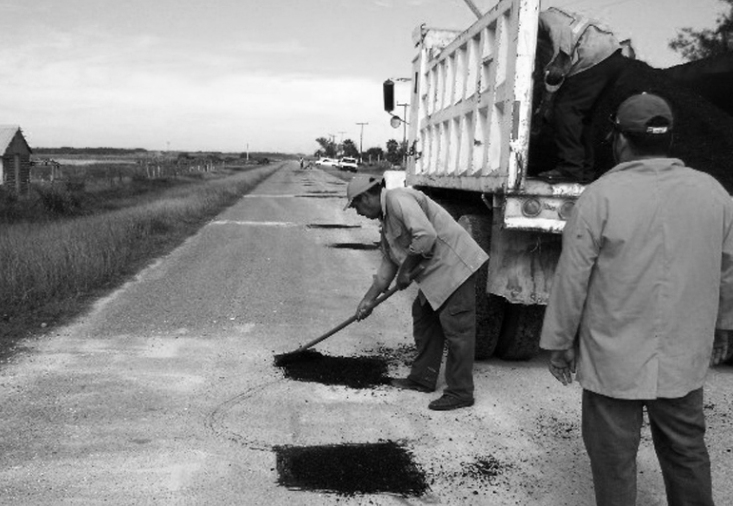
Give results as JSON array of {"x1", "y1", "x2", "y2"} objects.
[
  {"x1": 328, "y1": 242, "x2": 379, "y2": 250},
  {"x1": 275, "y1": 350, "x2": 390, "y2": 389},
  {"x1": 306, "y1": 224, "x2": 361, "y2": 229},
  {"x1": 275, "y1": 441, "x2": 429, "y2": 497}
]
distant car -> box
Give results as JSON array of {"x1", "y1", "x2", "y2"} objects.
[
  {"x1": 338, "y1": 157, "x2": 358, "y2": 172},
  {"x1": 315, "y1": 157, "x2": 339, "y2": 167}
]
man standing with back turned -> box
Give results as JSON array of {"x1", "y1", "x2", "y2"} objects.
[
  {"x1": 344, "y1": 175, "x2": 488, "y2": 411},
  {"x1": 540, "y1": 93, "x2": 733, "y2": 505}
]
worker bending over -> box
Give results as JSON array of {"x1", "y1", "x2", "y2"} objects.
[
  {"x1": 344, "y1": 175, "x2": 488, "y2": 411},
  {"x1": 535, "y1": 7, "x2": 628, "y2": 183}
]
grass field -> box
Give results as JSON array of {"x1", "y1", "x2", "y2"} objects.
[{"x1": 0, "y1": 161, "x2": 280, "y2": 361}]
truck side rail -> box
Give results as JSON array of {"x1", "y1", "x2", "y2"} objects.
[{"x1": 407, "y1": 0, "x2": 540, "y2": 194}]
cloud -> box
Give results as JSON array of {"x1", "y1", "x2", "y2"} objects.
[{"x1": 0, "y1": 9, "x2": 396, "y2": 152}]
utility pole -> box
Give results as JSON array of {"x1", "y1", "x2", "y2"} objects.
[
  {"x1": 356, "y1": 122, "x2": 368, "y2": 162},
  {"x1": 328, "y1": 134, "x2": 336, "y2": 157},
  {"x1": 397, "y1": 103, "x2": 409, "y2": 167},
  {"x1": 337, "y1": 131, "x2": 347, "y2": 157}
]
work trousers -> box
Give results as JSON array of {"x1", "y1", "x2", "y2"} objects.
[
  {"x1": 582, "y1": 388, "x2": 714, "y2": 506},
  {"x1": 552, "y1": 50, "x2": 627, "y2": 178},
  {"x1": 408, "y1": 274, "x2": 476, "y2": 401}
]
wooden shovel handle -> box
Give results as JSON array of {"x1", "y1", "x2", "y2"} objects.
[{"x1": 291, "y1": 285, "x2": 400, "y2": 354}]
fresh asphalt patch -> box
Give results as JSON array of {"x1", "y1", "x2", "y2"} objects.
[
  {"x1": 305, "y1": 223, "x2": 361, "y2": 229},
  {"x1": 327, "y1": 242, "x2": 380, "y2": 250},
  {"x1": 275, "y1": 350, "x2": 391, "y2": 389},
  {"x1": 274, "y1": 441, "x2": 429, "y2": 497}
]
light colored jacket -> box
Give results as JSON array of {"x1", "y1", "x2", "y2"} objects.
[
  {"x1": 540, "y1": 158, "x2": 733, "y2": 399},
  {"x1": 375, "y1": 187, "x2": 488, "y2": 309},
  {"x1": 538, "y1": 7, "x2": 621, "y2": 78}
]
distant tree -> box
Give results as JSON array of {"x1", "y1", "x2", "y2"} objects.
[
  {"x1": 385, "y1": 139, "x2": 402, "y2": 165},
  {"x1": 364, "y1": 146, "x2": 385, "y2": 163},
  {"x1": 341, "y1": 139, "x2": 359, "y2": 158},
  {"x1": 315, "y1": 137, "x2": 337, "y2": 158},
  {"x1": 669, "y1": 0, "x2": 733, "y2": 61}
]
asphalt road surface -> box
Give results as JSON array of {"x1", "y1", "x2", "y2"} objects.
[{"x1": 1, "y1": 162, "x2": 731, "y2": 505}]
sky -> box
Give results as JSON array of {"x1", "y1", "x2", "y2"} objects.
[{"x1": 0, "y1": 0, "x2": 727, "y2": 154}]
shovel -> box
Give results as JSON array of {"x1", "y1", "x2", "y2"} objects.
[{"x1": 273, "y1": 285, "x2": 400, "y2": 367}]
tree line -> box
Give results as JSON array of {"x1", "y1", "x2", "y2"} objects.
[
  {"x1": 670, "y1": 0, "x2": 733, "y2": 60},
  {"x1": 313, "y1": 136, "x2": 407, "y2": 166}
]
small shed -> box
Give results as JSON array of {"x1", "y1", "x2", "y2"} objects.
[{"x1": 0, "y1": 125, "x2": 32, "y2": 195}]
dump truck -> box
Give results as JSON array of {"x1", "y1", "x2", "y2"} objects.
[{"x1": 385, "y1": 0, "x2": 733, "y2": 360}]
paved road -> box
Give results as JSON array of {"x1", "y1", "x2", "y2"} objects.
[{"x1": 1, "y1": 163, "x2": 731, "y2": 505}]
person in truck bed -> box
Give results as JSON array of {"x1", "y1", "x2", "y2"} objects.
[
  {"x1": 343, "y1": 175, "x2": 488, "y2": 411},
  {"x1": 540, "y1": 93, "x2": 733, "y2": 506},
  {"x1": 534, "y1": 7, "x2": 628, "y2": 184}
]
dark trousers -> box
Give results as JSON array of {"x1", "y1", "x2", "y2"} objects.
[
  {"x1": 582, "y1": 388, "x2": 714, "y2": 506},
  {"x1": 552, "y1": 50, "x2": 627, "y2": 178},
  {"x1": 408, "y1": 274, "x2": 476, "y2": 401}
]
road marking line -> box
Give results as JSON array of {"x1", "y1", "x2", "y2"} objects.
[{"x1": 243, "y1": 194, "x2": 297, "y2": 198}]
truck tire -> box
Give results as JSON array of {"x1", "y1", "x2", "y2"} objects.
[
  {"x1": 457, "y1": 214, "x2": 501, "y2": 360},
  {"x1": 494, "y1": 303, "x2": 544, "y2": 361}
]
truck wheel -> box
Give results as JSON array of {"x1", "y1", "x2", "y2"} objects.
[
  {"x1": 494, "y1": 303, "x2": 544, "y2": 361},
  {"x1": 457, "y1": 214, "x2": 500, "y2": 360}
]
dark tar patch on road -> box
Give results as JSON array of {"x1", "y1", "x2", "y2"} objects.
[
  {"x1": 276, "y1": 350, "x2": 390, "y2": 389},
  {"x1": 306, "y1": 223, "x2": 361, "y2": 229},
  {"x1": 327, "y1": 242, "x2": 379, "y2": 250},
  {"x1": 274, "y1": 441, "x2": 429, "y2": 497}
]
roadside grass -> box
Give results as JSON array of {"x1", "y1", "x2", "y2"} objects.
[{"x1": 0, "y1": 163, "x2": 280, "y2": 360}]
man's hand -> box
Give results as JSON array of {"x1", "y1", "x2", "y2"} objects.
[
  {"x1": 711, "y1": 329, "x2": 731, "y2": 366},
  {"x1": 395, "y1": 257, "x2": 424, "y2": 290},
  {"x1": 549, "y1": 348, "x2": 576, "y2": 386},
  {"x1": 395, "y1": 270, "x2": 412, "y2": 290},
  {"x1": 355, "y1": 298, "x2": 375, "y2": 321}
]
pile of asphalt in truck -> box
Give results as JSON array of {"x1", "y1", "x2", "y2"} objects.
[{"x1": 529, "y1": 56, "x2": 733, "y2": 191}]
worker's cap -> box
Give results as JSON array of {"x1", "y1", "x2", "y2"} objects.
[
  {"x1": 612, "y1": 92, "x2": 674, "y2": 135},
  {"x1": 344, "y1": 175, "x2": 383, "y2": 210}
]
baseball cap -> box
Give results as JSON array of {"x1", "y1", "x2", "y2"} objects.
[
  {"x1": 344, "y1": 175, "x2": 383, "y2": 210},
  {"x1": 612, "y1": 92, "x2": 674, "y2": 135}
]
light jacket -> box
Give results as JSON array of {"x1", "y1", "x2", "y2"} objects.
[
  {"x1": 538, "y1": 7, "x2": 621, "y2": 78},
  {"x1": 540, "y1": 158, "x2": 733, "y2": 399},
  {"x1": 375, "y1": 187, "x2": 488, "y2": 310}
]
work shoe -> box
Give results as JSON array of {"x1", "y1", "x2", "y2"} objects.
[
  {"x1": 390, "y1": 378, "x2": 434, "y2": 393},
  {"x1": 428, "y1": 395, "x2": 475, "y2": 411}
]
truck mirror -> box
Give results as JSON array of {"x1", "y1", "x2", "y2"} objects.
[{"x1": 383, "y1": 79, "x2": 395, "y2": 112}]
